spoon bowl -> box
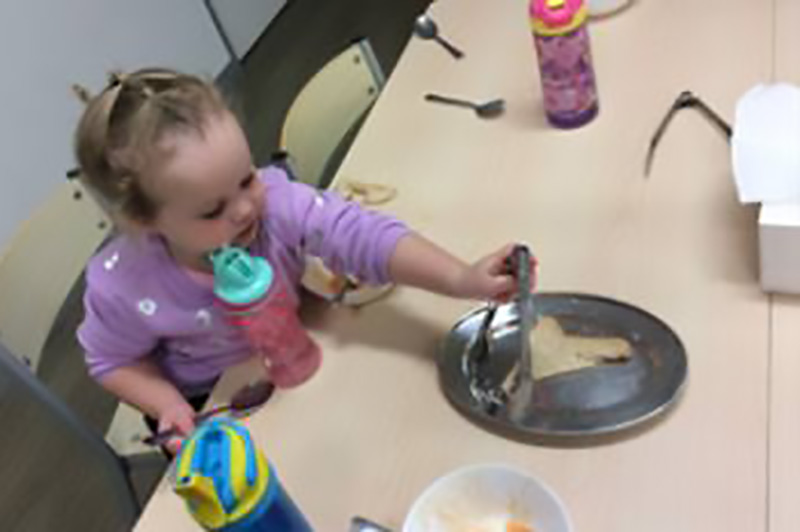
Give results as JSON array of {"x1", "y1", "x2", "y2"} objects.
[
  {"x1": 413, "y1": 14, "x2": 464, "y2": 59},
  {"x1": 413, "y1": 14, "x2": 438, "y2": 39},
  {"x1": 475, "y1": 99, "x2": 506, "y2": 118}
]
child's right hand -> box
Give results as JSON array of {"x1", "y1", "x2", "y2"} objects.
[{"x1": 157, "y1": 401, "x2": 196, "y2": 455}]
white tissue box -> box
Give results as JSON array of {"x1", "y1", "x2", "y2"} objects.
[{"x1": 759, "y1": 203, "x2": 800, "y2": 293}]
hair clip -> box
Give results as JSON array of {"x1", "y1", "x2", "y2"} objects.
[
  {"x1": 140, "y1": 84, "x2": 155, "y2": 98},
  {"x1": 71, "y1": 84, "x2": 92, "y2": 104},
  {"x1": 107, "y1": 70, "x2": 127, "y2": 88}
]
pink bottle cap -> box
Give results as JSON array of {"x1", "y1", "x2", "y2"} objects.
[{"x1": 531, "y1": 0, "x2": 586, "y2": 32}]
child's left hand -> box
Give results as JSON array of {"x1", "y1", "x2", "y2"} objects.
[{"x1": 452, "y1": 244, "x2": 537, "y2": 301}]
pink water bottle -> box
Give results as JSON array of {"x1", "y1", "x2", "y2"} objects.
[
  {"x1": 531, "y1": 0, "x2": 599, "y2": 128},
  {"x1": 210, "y1": 246, "x2": 322, "y2": 388}
]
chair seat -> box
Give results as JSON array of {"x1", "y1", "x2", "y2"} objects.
[{"x1": 106, "y1": 403, "x2": 156, "y2": 457}]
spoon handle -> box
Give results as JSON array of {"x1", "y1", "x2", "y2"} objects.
[
  {"x1": 142, "y1": 381, "x2": 275, "y2": 446},
  {"x1": 141, "y1": 405, "x2": 232, "y2": 446},
  {"x1": 507, "y1": 245, "x2": 537, "y2": 421},
  {"x1": 433, "y1": 35, "x2": 464, "y2": 59},
  {"x1": 424, "y1": 93, "x2": 476, "y2": 109},
  {"x1": 350, "y1": 516, "x2": 394, "y2": 532}
]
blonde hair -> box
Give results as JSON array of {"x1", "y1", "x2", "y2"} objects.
[{"x1": 73, "y1": 68, "x2": 228, "y2": 222}]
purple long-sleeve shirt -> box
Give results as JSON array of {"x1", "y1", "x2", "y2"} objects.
[{"x1": 78, "y1": 166, "x2": 409, "y2": 395}]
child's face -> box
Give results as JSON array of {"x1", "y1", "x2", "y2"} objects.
[{"x1": 143, "y1": 112, "x2": 265, "y2": 267}]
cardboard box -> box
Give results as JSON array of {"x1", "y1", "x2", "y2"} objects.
[{"x1": 759, "y1": 203, "x2": 800, "y2": 293}]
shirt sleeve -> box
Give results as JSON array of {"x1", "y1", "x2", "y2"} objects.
[
  {"x1": 77, "y1": 275, "x2": 159, "y2": 381},
  {"x1": 263, "y1": 167, "x2": 411, "y2": 285}
]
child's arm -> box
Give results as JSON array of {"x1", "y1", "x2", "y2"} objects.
[
  {"x1": 389, "y1": 234, "x2": 516, "y2": 300},
  {"x1": 99, "y1": 359, "x2": 196, "y2": 438},
  {"x1": 268, "y1": 170, "x2": 515, "y2": 299}
]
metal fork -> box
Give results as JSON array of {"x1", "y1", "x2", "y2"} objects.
[{"x1": 465, "y1": 302, "x2": 506, "y2": 413}]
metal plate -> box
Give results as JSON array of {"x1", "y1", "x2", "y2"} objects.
[{"x1": 438, "y1": 293, "x2": 688, "y2": 441}]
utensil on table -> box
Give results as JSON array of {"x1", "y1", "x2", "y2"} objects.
[
  {"x1": 142, "y1": 380, "x2": 274, "y2": 446},
  {"x1": 467, "y1": 302, "x2": 497, "y2": 367},
  {"x1": 351, "y1": 516, "x2": 394, "y2": 532},
  {"x1": 413, "y1": 15, "x2": 464, "y2": 59},
  {"x1": 464, "y1": 246, "x2": 538, "y2": 413},
  {"x1": 424, "y1": 93, "x2": 506, "y2": 118},
  {"x1": 464, "y1": 247, "x2": 527, "y2": 408},
  {"x1": 465, "y1": 302, "x2": 503, "y2": 410},
  {"x1": 645, "y1": 90, "x2": 732, "y2": 177},
  {"x1": 502, "y1": 245, "x2": 538, "y2": 421}
]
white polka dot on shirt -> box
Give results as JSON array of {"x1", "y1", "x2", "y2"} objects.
[
  {"x1": 137, "y1": 298, "x2": 158, "y2": 316},
  {"x1": 195, "y1": 309, "x2": 212, "y2": 327},
  {"x1": 103, "y1": 252, "x2": 120, "y2": 271}
]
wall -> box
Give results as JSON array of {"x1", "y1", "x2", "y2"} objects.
[
  {"x1": 0, "y1": 0, "x2": 230, "y2": 248},
  {"x1": 209, "y1": 0, "x2": 287, "y2": 59}
]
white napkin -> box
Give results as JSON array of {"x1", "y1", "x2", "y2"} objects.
[{"x1": 732, "y1": 83, "x2": 800, "y2": 204}]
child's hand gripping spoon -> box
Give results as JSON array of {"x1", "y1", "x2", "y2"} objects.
[
  {"x1": 142, "y1": 381, "x2": 275, "y2": 447},
  {"x1": 173, "y1": 417, "x2": 313, "y2": 531},
  {"x1": 210, "y1": 246, "x2": 322, "y2": 388}
]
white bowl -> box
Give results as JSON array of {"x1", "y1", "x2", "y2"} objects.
[{"x1": 403, "y1": 464, "x2": 573, "y2": 532}]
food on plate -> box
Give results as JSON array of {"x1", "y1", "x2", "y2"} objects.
[{"x1": 530, "y1": 316, "x2": 632, "y2": 379}]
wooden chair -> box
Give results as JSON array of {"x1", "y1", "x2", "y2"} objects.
[
  {"x1": 0, "y1": 341, "x2": 140, "y2": 528},
  {"x1": 280, "y1": 39, "x2": 397, "y2": 305},
  {"x1": 280, "y1": 38, "x2": 386, "y2": 188},
  {"x1": 0, "y1": 179, "x2": 156, "y2": 458}
]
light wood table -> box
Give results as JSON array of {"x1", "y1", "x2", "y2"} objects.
[
  {"x1": 135, "y1": 0, "x2": 777, "y2": 530},
  {"x1": 768, "y1": 1, "x2": 800, "y2": 531}
]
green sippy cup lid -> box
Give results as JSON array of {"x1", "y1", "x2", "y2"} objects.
[{"x1": 209, "y1": 246, "x2": 273, "y2": 305}]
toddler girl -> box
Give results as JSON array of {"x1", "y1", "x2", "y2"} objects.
[{"x1": 74, "y1": 68, "x2": 517, "y2": 449}]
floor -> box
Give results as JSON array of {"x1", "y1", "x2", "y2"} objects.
[{"x1": 11, "y1": 0, "x2": 430, "y2": 529}]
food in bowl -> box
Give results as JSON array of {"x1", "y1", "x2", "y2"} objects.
[{"x1": 403, "y1": 464, "x2": 571, "y2": 532}]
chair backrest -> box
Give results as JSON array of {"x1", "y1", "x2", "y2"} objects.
[
  {"x1": 280, "y1": 38, "x2": 385, "y2": 188},
  {"x1": 0, "y1": 342, "x2": 138, "y2": 529},
  {"x1": 0, "y1": 180, "x2": 109, "y2": 371}
]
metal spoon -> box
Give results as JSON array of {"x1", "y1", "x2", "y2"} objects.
[
  {"x1": 504, "y1": 245, "x2": 538, "y2": 422},
  {"x1": 470, "y1": 303, "x2": 498, "y2": 365},
  {"x1": 142, "y1": 380, "x2": 275, "y2": 446},
  {"x1": 465, "y1": 303, "x2": 496, "y2": 389},
  {"x1": 466, "y1": 252, "x2": 526, "y2": 412},
  {"x1": 413, "y1": 14, "x2": 464, "y2": 59},
  {"x1": 425, "y1": 93, "x2": 506, "y2": 118},
  {"x1": 350, "y1": 516, "x2": 394, "y2": 532}
]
